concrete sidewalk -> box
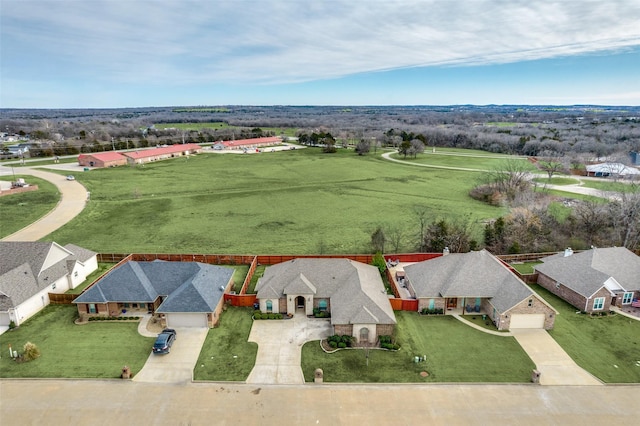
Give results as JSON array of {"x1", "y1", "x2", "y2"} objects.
[
  {"x1": 246, "y1": 315, "x2": 331, "y2": 384},
  {"x1": 511, "y1": 329, "x2": 602, "y2": 386},
  {"x1": 1, "y1": 166, "x2": 88, "y2": 241}
]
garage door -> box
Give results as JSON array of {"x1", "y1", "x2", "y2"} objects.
[
  {"x1": 509, "y1": 314, "x2": 545, "y2": 329},
  {"x1": 166, "y1": 313, "x2": 207, "y2": 328}
]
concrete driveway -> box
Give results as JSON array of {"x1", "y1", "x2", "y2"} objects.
[
  {"x1": 511, "y1": 329, "x2": 602, "y2": 386},
  {"x1": 133, "y1": 328, "x2": 208, "y2": 384},
  {"x1": 246, "y1": 315, "x2": 331, "y2": 384}
]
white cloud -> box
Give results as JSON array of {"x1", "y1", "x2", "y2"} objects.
[{"x1": 2, "y1": 0, "x2": 640, "y2": 86}]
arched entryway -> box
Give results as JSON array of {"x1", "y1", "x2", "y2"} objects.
[
  {"x1": 359, "y1": 327, "x2": 369, "y2": 343},
  {"x1": 296, "y1": 296, "x2": 305, "y2": 311}
]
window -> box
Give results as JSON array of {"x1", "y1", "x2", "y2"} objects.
[
  {"x1": 319, "y1": 300, "x2": 328, "y2": 311},
  {"x1": 593, "y1": 297, "x2": 605, "y2": 311},
  {"x1": 51, "y1": 283, "x2": 56, "y2": 290},
  {"x1": 124, "y1": 303, "x2": 130, "y2": 308},
  {"x1": 140, "y1": 303, "x2": 146, "y2": 308},
  {"x1": 428, "y1": 299, "x2": 435, "y2": 310},
  {"x1": 88, "y1": 304, "x2": 97, "y2": 314},
  {"x1": 74, "y1": 271, "x2": 78, "y2": 277},
  {"x1": 266, "y1": 300, "x2": 273, "y2": 313},
  {"x1": 622, "y1": 292, "x2": 634, "y2": 305},
  {"x1": 528, "y1": 299, "x2": 533, "y2": 307}
]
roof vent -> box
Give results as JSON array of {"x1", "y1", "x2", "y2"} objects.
[{"x1": 219, "y1": 286, "x2": 225, "y2": 291}]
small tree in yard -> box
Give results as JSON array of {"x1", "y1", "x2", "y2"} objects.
[{"x1": 23, "y1": 342, "x2": 41, "y2": 361}]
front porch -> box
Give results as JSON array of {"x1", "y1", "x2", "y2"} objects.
[
  {"x1": 109, "y1": 302, "x2": 153, "y2": 317},
  {"x1": 444, "y1": 297, "x2": 486, "y2": 316}
]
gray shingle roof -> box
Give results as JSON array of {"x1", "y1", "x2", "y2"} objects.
[
  {"x1": 256, "y1": 258, "x2": 396, "y2": 325},
  {"x1": 535, "y1": 247, "x2": 640, "y2": 297},
  {"x1": 0, "y1": 241, "x2": 93, "y2": 309},
  {"x1": 404, "y1": 250, "x2": 539, "y2": 313},
  {"x1": 74, "y1": 261, "x2": 232, "y2": 314}
]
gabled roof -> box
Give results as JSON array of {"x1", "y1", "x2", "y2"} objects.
[
  {"x1": 78, "y1": 152, "x2": 126, "y2": 161},
  {"x1": 256, "y1": 258, "x2": 395, "y2": 325},
  {"x1": 404, "y1": 250, "x2": 543, "y2": 313},
  {"x1": 74, "y1": 261, "x2": 232, "y2": 314},
  {"x1": 535, "y1": 247, "x2": 640, "y2": 298},
  {"x1": 0, "y1": 242, "x2": 96, "y2": 309},
  {"x1": 222, "y1": 136, "x2": 281, "y2": 148},
  {"x1": 122, "y1": 144, "x2": 201, "y2": 159}
]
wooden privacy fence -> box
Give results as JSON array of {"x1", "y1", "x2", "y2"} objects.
[
  {"x1": 239, "y1": 256, "x2": 258, "y2": 295},
  {"x1": 49, "y1": 293, "x2": 77, "y2": 304},
  {"x1": 225, "y1": 294, "x2": 257, "y2": 307},
  {"x1": 389, "y1": 298, "x2": 418, "y2": 311}
]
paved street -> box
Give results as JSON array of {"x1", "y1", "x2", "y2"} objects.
[{"x1": 1, "y1": 380, "x2": 639, "y2": 425}]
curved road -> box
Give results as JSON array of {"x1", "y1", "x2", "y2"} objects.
[{"x1": 1, "y1": 165, "x2": 88, "y2": 241}]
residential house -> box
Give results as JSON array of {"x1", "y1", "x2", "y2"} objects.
[
  {"x1": 255, "y1": 258, "x2": 396, "y2": 343},
  {"x1": 535, "y1": 247, "x2": 640, "y2": 313},
  {"x1": 73, "y1": 260, "x2": 233, "y2": 328},
  {"x1": 0, "y1": 242, "x2": 97, "y2": 328},
  {"x1": 78, "y1": 152, "x2": 128, "y2": 168},
  {"x1": 403, "y1": 250, "x2": 556, "y2": 330}
]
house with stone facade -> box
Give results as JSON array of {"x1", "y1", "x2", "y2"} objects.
[
  {"x1": 255, "y1": 258, "x2": 396, "y2": 344},
  {"x1": 403, "y1": 250, "x2": 556, "y2": 330},
  {"x1": 73, "y1": 260, "x2": 233, "y2": 328},
  {"x1": 0, "y1": 241, "x2": 97, "y2": 328},
  {"x1": 535, "y1": 247, "x2": 640, "y2": 314}
]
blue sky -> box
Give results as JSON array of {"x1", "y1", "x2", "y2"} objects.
[{"x1": 2, "y1": 0, "x2": 640, "y2": 108}]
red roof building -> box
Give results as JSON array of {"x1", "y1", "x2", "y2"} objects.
[
  {"x1": 218, "y1": 136, "x2": 281, "y2": 150},
  {"x1": 122, "y1": 144, "x2": 202, "y2": 164},
  {"x1": 78, "y1": 152, "x2": 128, "y2": 168}
]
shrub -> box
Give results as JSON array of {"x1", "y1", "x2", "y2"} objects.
[
  {"x1": 329, "y1": 341, "x2": 338, "y2": 348},
  {"x1": 338, "y1": 342, "x2": 347, "y2": 349},
  {"x1": 23, "y1": 342, "x2": 41, "y2": 361},
  {"x1": 8, "y1": 320, "x2": 16, "y2": 329},
  {"x1": 254, "y1": 313, "x2": 261, "y2": 320},
  {"x1": 392, "y1": 343, "x2": 400, "y2": 350}
]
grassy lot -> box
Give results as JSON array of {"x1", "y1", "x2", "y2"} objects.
[
  {"x1": 390, "y1": 151, "x2": 536, "y2": 171},
  {"x1": 0, "y1": 175, "x2": 60, "y2": 238},
  {"x1": 509, "y1": 261, "x2": 542, "y2": 275},
  {"x1": 154, "y1": 122, "x2": 232, "y2": 130},
  {"x1": 226, "y1": 264, "x2": 249, "y2": 293},
  {"x1": 0, "y1": 305, "x2": 153, "y2": 378},
  {"x1": 532, "y1": 176, "x2": 580, "y2": 185},
  {"x1": 13, "y1": 157, "x2": 78, "y2": 167},
  {"x1": 246, "y1": 265, "x2": 266, "y2": 294},
  {"x1": 47, "y1": 148, "x2": 503, "y2": 254},
  {"x1": 537, "y1": 188, "x2": 606, "y2": 202},
  {"x1": 193, "y1": 307, "x2": 258, "y2": 381},
  {"x1": 580, "y1": 180, "x2": 640, "y2": 193},
  {"x1": 532, "y1": 285, "x2": 640, "y2": 383},
  {"x1": 65, "y1": 263, "x2": 116, "y2": 294},
  {"x1": 300, "y1": 312, "x2": 535, "y2": 383}
]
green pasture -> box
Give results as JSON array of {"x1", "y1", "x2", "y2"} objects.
[
  {"x1": 533, "y1": 285, "x2": 640, "y2": 383},
  {"x1": 532, "y1": 176, "x2": 580, "y2": 186},
  {"x1": 0, "y1": 175, "x2": 60, "y2": 238},
  {"x1": 300, "y1": 312, "x2": 535, "y2": 383},
  {"x1": 580, "y1": 180, "x2": 640, "y2": 193},
  {"x1": 154, "y1": 122, "x2": 231, "y2": 130},
  {"x1": 390, "y1": 151, "x2": 535, "y2": 171},
  {"x1": 47, "y1": 149, "x2": 504, "y2": 254},
  {"x1": 0, "y1": 305, "x2": 153, "y2": 379}
]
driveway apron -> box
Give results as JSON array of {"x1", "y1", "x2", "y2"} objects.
[
  {"x1": 246, "y1": 315, "x2": 331, "y2": 384},
  {"x1": 511, "y1": 329, "x2": 602, "y2": 386},
  {"x1": 133, "y1": 328, "x2": 209, "y2": 384}
]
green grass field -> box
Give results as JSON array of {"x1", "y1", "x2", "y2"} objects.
[
  {"x1": 533, "y1": 285, "x2": 640, "y2": 383},
  {"x1": 193, "y1": 307, "x2": 258, "y2": 381},
  {"x1": 390, "y1": 151, "x2": 536, "y2": 171},
  {"x1": 154, "y1": 122, "x2": 232, "y2": 130},
  {"x1": 66, "y1": 263, "x2": 116, "y2": 294},
  {"x1": 0, "y1": 305, "x2": 153, "y2": 378},
  {"x1": 0, "y1": 175, "x2": 60, "y2": 237},
  {"x1": 47, "y1": 149, "x2": 504, "y2": 254},
  {"x1": 301, "y1": 312, "x2": 535, "y2": 382},
  {"x1": 532, "y1": 176, "x2": 581, "y2": 185},
  {"x1": 580, "y1": 180, "x2": 640, "y2": 193}
]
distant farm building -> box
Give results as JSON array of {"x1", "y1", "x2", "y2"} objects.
[
  {"x1": 585, "y1": 163, "x2": 640, "y2": 179},
  {"x1": 213, "y1": 136, "x2": 281, "y2": 151},
  {"x1": 78, "y1": 152, "x2": 128, "y2": 168},
  {"x1": 122, "y1": 144, "x2": 202, "y2": 165}
]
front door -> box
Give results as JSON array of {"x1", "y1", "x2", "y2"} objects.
[
  {"x1": 447, "y1": 298, "x2": 457, "y2": 309},
  {"x1": 296, "y1": 296, "x2": 305, "y2": 310}
]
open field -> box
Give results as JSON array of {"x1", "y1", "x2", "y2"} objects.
[
  {"x1": 154, "y1": 122, "x2": 232, "y2": 130},
  {"x1": 533, "y1": 285, "x2": 640, "y2": 383},
  {"x1": 301, "y1": 312, "x2": 535, "y2": 383},
  {"x1": 47, "y1": 149, "x2": 504, "y2": 254},
  {"x1": 0, "y1": 305, "x2": 153, "y2": 378},
  {"x1": 532, "y1": 176, "x2": 581, "y2": 185},
  {"x1": 390, "y1": 151, "x2": 537, "y2": 171},
  {"x1": 0, "y1": 175, "x2": 60, "y2": 237},
  {"x1": 193, "y1": 307, "x2": 258, "y2": 381},
  {"x1": 580, "y1": 180, "x2": 640, "y2": 193}
]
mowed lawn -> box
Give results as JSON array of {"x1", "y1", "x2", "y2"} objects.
[
  {"x1": 390, "y1": 151, "x2": 536, "y2": 171},
  {"x1": 193, "y1": 307, "x2": 258, "y2": 381},
  {"x1": 532, "y1": 285, "x2": 640, "y2": 383},
  {"x1": 300, "y1": 312, "x2": 535, "y2": 383},
  {"x1": 0, "y1": 305, "x2": 153, "y2": 378},
  {"x1": 0, "y1": 175, "x2": 60, "y2": 238},
  {"x1": 48, "y1": 149, "x2": 503, "y2": 254}
]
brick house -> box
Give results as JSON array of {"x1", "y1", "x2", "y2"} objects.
[
  {"x1": 535, "y1": 247, "x2": 640, "y2": 314},
  {"x1": 73, "y1": 260, "x2": 233, "y2": 328},
  {"x1": 255, "y1": 258, "x2": 396, "y2": 343},
  {"x1": 403, "y1": 250, "x2": 556, "y2": 330},
  {"x1": 122, "y1": 144, "x2": 202, "y2": 165}
]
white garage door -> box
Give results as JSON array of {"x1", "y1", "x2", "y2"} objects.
[
  {"x1": 509, "y1": 314, "x2": 545, "y2": 329},
  {"x1": 0, "y1": 312, "x2": 10, "y2": 327},
  {"x1": 166, "y1": 313, "x2": 207, "y2": 328}
]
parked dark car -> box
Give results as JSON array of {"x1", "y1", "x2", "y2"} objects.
[{"x1": 152, "y1": 328, "x2": 176, "y2": 354}]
